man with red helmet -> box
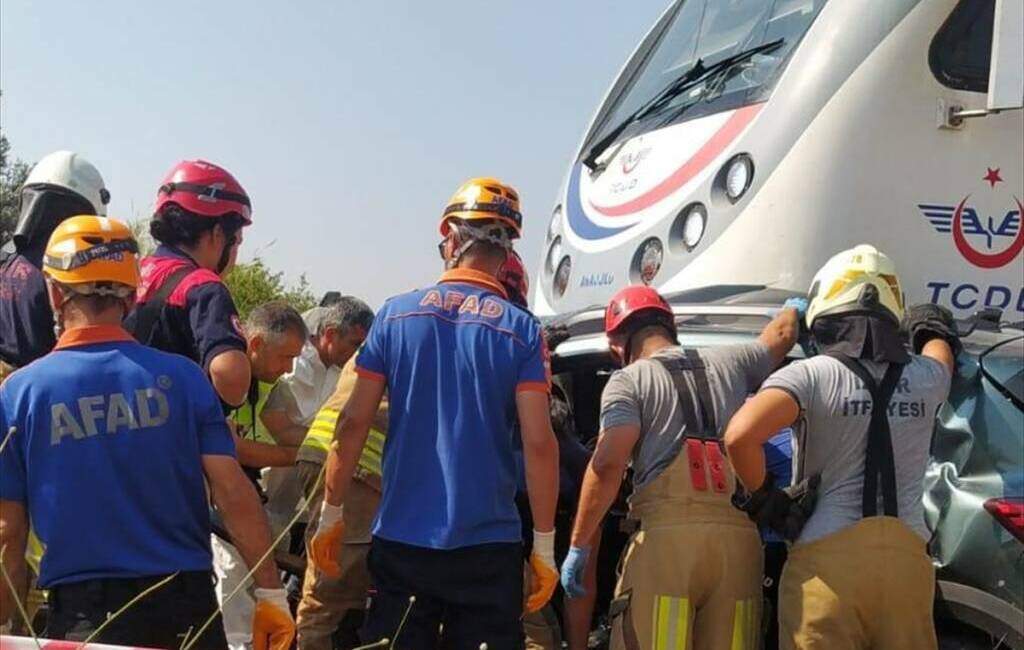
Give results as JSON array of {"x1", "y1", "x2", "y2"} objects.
[
  {"x1": 125, "y1": 160, "x2": 253, "y2": 408},
  {"x1": 560, "y1": 285, "x2": 802, "y2": 650}
]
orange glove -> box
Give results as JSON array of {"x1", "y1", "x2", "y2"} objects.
[
  {"x1": 252, "y1": 588, "x2": 295, "y2": 650},
  {"x1": 308, "y1": 502, "x2": 344, "y2": 577},
  {"x1": 525, "y1": 529, "x2": 558, "y2": 613}
]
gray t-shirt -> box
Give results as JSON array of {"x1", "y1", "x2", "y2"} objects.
[
  {"x1": 763, "y1": 355, "x2": 951, "y2": 544},
  {"x1": 600, "y1": 343, "x2": 774, "y2": 490}
]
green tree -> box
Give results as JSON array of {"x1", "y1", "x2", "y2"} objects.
[
  {"x1": 224, "y1": 257, "x2": 317, "y2": 320},
  {"x1": 1, "y1": 97, "x2": 31, "y2": 244}
]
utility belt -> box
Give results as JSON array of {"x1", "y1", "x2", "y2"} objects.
[{"x1": 48, "y1": 571, "x2": 215, "y2": 611}]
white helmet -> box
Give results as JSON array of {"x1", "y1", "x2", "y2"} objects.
[
  {"x1": 25, "y1": 150, "x2": 109, "y2": 215},
  {"x1": 806, "y1": 244, "x2": 905, "y2": 327}
]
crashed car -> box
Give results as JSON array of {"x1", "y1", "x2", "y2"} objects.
[{"x1": 546, "y1": 286, "x2": 1024, "y2": 649}]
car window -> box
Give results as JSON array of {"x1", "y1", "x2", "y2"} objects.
[{"x1": 980, "y1": 336, "x2": 1024, "y2": 408}]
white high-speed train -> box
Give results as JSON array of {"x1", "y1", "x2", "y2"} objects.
[{"x1": 533, "y1": 0, "x2": 1023, "y2": 318}]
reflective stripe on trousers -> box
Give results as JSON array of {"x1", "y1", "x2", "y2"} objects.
[{"x1": 611, "y1": 445, "x2": 761, "y2": 650}]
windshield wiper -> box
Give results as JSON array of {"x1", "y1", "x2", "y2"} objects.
[{"x1": 581, "y1": 38, "x2": 784, "y2": 173}]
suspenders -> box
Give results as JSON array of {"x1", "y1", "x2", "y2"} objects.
[
  {"x1": 652, "y1": 351, "x2": 728, "y2": 493},
  {"x1": 826, "y1": 353, "x2": 906, "y2": 517}
]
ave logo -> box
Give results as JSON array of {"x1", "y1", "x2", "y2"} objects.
[{"x1": 918, "y1": 167, "x2": 1023, "y2": 269}]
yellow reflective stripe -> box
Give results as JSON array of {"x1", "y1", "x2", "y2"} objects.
[
  {"x1": 731, "y1": 599, "x2": 757, "y2": 650},
  {"x1": 676, "y1": 597, "x2": 689, "y2": 650},
  {"x1": 652, "y1": 595, "x2": 688, "y2": 650}
]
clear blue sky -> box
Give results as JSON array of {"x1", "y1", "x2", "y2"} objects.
[{"x1": 1, "y1": 0, "x2": 668, "y2": 306}]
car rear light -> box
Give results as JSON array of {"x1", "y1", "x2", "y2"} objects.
[{"x1": 984, "y1": 497, "x2": 1024, "y2": 543}]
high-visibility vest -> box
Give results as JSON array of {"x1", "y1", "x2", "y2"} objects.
[
  {"x1": 232, "y1": 380, "x2": 276, "y2": 445},
  {"x1": 301, "y1": 406, "x2": 386, "y2": 477},
  {"x1": 298, "y1": 357, "x2": 387, "y2": 477}
]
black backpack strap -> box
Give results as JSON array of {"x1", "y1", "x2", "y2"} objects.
[
  {"x1": 829, "y1": 354, "x2": 905, "y2": 517},
  {"x1": 683, "y1": 349, "x2": 716, "y2": 434},
  {"x1": 127, "y1": 266, "x2": 193, "y2": 344},
  {"x1": 652, "y1": 356, "x2": 702, "y2": 434}
]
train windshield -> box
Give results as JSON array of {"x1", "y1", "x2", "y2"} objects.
[{"x1": 586, "y1": 0, "x2": 828, "y2": 153}]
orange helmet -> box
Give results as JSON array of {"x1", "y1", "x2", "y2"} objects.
[
  {"x1": 440, "y1": 177, "x2": 522, "y2": 239},
  {"x1": 43, "y1": 215, "x2": 140, "y2": 292},
  {"x1": 497, "y1": 250, "x2": 530, "y2": 308}
]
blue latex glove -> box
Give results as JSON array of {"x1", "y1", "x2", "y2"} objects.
[
  {"x1": 560, "y1": 545, "x2": 590, "y2": 599},
  {"x1": 783, "y1": 297, "x2": 809, "y2": 320}
]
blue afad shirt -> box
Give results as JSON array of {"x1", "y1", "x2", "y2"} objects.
[
  {"x1": 0, "y1": 325, "x2": 236, "y2": 588},
  {"x1": 356, "y1": 269, "x2": 550, "y2": 549}
]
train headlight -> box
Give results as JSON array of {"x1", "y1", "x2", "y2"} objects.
[
  {"x1": 547, "y1": 204, "x2": 562, "y2": 242},
  {"x1": 724, "y1": 154, "x2": 754, "y2": 202},
  {"x1": 632, "y1": 237, "x2": 663, "y2": 285},
  {"x1": 670, "y1": 202, "x2": 707, "y2": 252},
  {"x1": 546, "y1": 236, "x2": 563, "y2": 275},
  {"x1": 553, "y1": 256, "x2": 572, "y2": 298}
]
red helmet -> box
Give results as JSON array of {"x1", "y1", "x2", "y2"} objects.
[
  {"x1": 605, "y1": 285, "x2": 674, "y2": 337},
  {"x1": 497, "y1": 250, "x2": 529, "y2": 308},
  {"x1": 153, "y1": 160, "x2": 252, "y2": 224}
]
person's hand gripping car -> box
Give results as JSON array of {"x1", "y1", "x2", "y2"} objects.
[
  {"x1": 526, "y1": 529, "x2": 559, "y2": 612},
  {"x1": 732, "y1": 472, "x2": 821, "y2": 542},
  {"x1": 253, "y1": 588, "x2": 296, "y2": 650},
  {"x1": 902, "y1": 303, "x2": 962, "y2": 356},
  {"x1": 308, "y1": 501, "x2": 345, "y2": 577}
]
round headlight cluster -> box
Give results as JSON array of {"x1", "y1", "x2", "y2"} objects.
[
  {"x1": 553, "y1": 256, "x2": 572, "y2": 298},
  {"x1": 546, "y1": 236, "x2": 563, "y2": 275},
  {"x1": 547, "y1": 204, "x2": 562, "y2": 242},
  {"x1": 724, "y1": 154, "x2": 754, "y2": 202},
  {"x1": 669, "y1": 202, "x2": 707, "y2": 253},
  {"x1": 632, "y1": 237, "x2": 664, "y2": 285}
]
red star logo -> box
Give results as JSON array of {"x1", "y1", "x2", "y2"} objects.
[{"x1": 983, "y1": 167, "x2": 1003, "y2": 188}]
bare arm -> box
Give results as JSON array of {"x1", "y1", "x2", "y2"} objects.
[
  {"x1": 259, "y1": 408, "x2": 307, "y2": 447},
  {"x1": 570, "y1": 424, "x2": 639, "y2": 547},
  {"x1": 209, "y1": 349, "x2": 251, "y2": 408},
  {"x1": 234, "y1": 436, "x2": 298, "y2": 468},
  {"x1": 0, "y1": 500, "x2": 28, "y2": 628},
  {"x1": 921, "y1": 339, "x2": 955, "y2": 377},
  {"x1": 203, "y1": 455, "x2": 281, "y2": 590},
  {"x1": 759, "y1": 307, "x2": 800, "y2": 366},
  {"x1": 323, "y1": 376, "x2": 386, "y2": 507},
  {"x1": 724, "y1": 388, "x2": 800, "y2": 490},
  {"x1": 517, "y1": 390, "x2": 559, "y2": 534}
]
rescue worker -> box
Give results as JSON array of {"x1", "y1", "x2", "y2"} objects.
[
  {"x1": 0, "y1": 150, "x2": 109, "y2": 381},
  {"x1": 0, "y1": 216, "x2": 294, "y2": 650},
  {"x1": 215, "y1": 301, "x2": 308, "y2": 650},
  {"x1": 497, "y1": 251, "x2": 598, "y2": 650},
  {"x1": 124, "y1": 159, "x2": 251, "y2": 408},
  {"x1": 262, "y1": 297, "x2": 375, "y2": 447},
  {"x1": 294, "y1": 357, "x2": 388, "y2": 650},
  {"x1": 561, "y1": 285, "x2": 801, "y2": 650},
  {"x1": 724, "y1": 245, "x2": 957, "y2": 650},
  {"x1": 309, "y1": 177, "x2": 560, "y2": 649}
]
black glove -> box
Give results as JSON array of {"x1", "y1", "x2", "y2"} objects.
[
  {"x1": 732, "y1": 472, "x2": 821, "y2": 542},
  {"x1": 902, "y1": 303, "x2": 962, "y2": 357},
  {"x1": 542, "y1": 323, "x2": 571, "y2": 351}
]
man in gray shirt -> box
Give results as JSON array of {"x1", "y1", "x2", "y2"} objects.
[
  {"x1": 561, "y1": 285, "x2": 800, "y2": 650},
  {"x1": 725, "y1": 245, "x2": 957, "y2": 650}
]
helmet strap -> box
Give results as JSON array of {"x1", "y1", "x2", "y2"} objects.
[{"x1": 444, "y1": 222, "x2": 512, "y2": 271}]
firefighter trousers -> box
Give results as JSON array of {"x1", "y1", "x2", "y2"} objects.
[
  {"x1": 295, "y1": 460, "x2": 380, "y2": 650},
  {"x1": 779, "y1": 517, "x2": 936, "y2": 650},
  {"x1": 611, "y1": 441, "x2": 762, "y2": 650}
]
